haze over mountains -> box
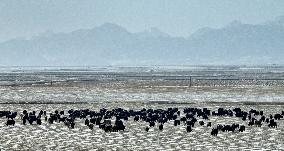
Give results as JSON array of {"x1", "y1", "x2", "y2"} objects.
[{"x1": 0, "y1": 17, "x2": 283, "y2": 66}]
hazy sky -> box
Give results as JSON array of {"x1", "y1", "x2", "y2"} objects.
[{"x1": 1, "y1": 0, "x2": 284, "y2": 42}]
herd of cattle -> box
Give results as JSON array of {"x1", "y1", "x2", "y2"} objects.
[{"x1": 0, "y1": 107, "x2": 283, "y2": 136}]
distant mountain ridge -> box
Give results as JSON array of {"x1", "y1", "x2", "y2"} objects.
[{"x1": 0, "y1": 17, "x2": 283, "y2": 66}]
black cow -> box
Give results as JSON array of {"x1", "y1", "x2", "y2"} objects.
[
  {"x1": 239, "y1": 125, "x2": 245, "y2": 132},
  {"x1": 159, "y1": 124, "x2": 163, "y2": 131},
  {"x1": 207, "y1": 122, "x2": 211, "y2": 127},
  {"x1": 85, "y1": 119, "x2": 90, "y2": 126},
  {"x1": 6, "y1": 119, "x2": 15, "y2": 126},
  {"x1": 274, "y1": 114, "x2": 283, "y2": 120},
  {"x1": 88, "y1": 124, "x2": 94, "y2": 130},
  {"x1": 36, "y1": 118, "x2": 42, "y2": 125},
  {"x1": 268, "y1": 120, "x2": 277, "y2": 128},
  {"x1": 211, "y1": 128, "x2": 218, "y2": 136},
  {"x1": 174, "y1": 120, "x2": 180, "y2": 126},
  {"x1": 145, "y1": 127, "x2": 149, "y2": 132},
  {"x1": 186, "y1": 126, "x2": 192, "y2": 132}
]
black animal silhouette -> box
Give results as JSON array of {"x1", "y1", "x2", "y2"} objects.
[
  {"x1": 274, "y1": 114, "x2": 283, "y2": 120},
  {"x1": 88, "y1": 124, "x2": 94, "y2": 130},
  {"x1": 149, "y1": 121, "x2": 155, "y2": 127},
  {"x1": 187, "y1": 126, "x2": 192, "y2": 132},
  {"x1": 174, "y1": 120, "x2": 180, "y2": 126},
  {"x1": 207, "y1": 122, "x2": 211, "y2": 127},
  {"x1": 85, "y1": 119, "x2": 90, "y2": 126},
  {"x1": 159, "y1": 124, "x2": 163, "y2": 131},
  {"x1": 134, "y1": 116, "x2": 139, "y2": 121},
  {"x1": 145, "y1": 127, "x2": 149, "y2": 132},
  {"x1": 268, "y1": 120, "x2": 277, "y2": 128},
  {"x1": 36, "y1": 118, "x2": 42, "y2": 125},
  {"x1": 114, "y1": 120, "x2": 125, "y2": 131},
  {"x1": 6, "y1": 119, "x2": 15, "y2": 126},
  {"x1": 239, "y1": 125, "x2": 245, "y2": 132},
  {"x1": 255, "y1": 120, "x2": 262, "y2": 127},
  {"x1": 211, "y1": 128, "x2": 218, "y2": 136},
  {"x1": 1, "y1": 107, "x2": 282, "y2": 136}
]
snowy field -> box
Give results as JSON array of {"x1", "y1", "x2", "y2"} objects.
[
  {"x1": 0, "y1": 103, "x2": 283, "y2": 150},
  {"x1": 0, "y1": 66, "x2": 283, "y2": 150},
  {"x1": 0, "y1": 65, "x2": 284, "y2": 103},
  {"x1": 1, "y1": 84, "x2": 284, "y2": 103}
]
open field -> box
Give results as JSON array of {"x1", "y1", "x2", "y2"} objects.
[
  {"x1": 0, "y1": 65, "x2": 283, "y2": 104},
  {"x1": 0, "y1": 66, "x2": 283, "y2": 150},
  {"x1": 0, "y1": 102, "x2": 284, "y2": 151},
  {"x1": 1, "y1": 83, "x2": 284, "y2": 104}
]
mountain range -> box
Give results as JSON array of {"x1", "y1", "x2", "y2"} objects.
[{"x1": 0, "y1": 17, "x2": 283, "y2": 66}]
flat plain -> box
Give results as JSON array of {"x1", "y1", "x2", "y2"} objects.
[{"x1": 0, "y1": 66, "x2": 283, "y2": 150}]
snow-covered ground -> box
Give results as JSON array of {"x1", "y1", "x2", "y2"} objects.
[
  {"x1": 0, "y1": 66, "x2": 283, "y2": 150},
  {"x1": 0, "y1": 84, "x2": 284, "y2": 103},
  {"x1": 0, "y1": 103, "x2": 283, "y2": 150},
  {"x1": 0, "y1": 65, "x2": 283, "y2": 103}
]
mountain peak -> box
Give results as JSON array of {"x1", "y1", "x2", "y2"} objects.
[
  {"x1": 0, "y1": 19, "x2": 283, "y2": 66},
  {"x1": 97, "y1": 23, "x2": 129, "y2": 33},
  {"x1": 189, "y1": 27, "x2": 214, "y2": 39},
  {"x1": 137, "y1": 27, "x2": 170, "y2": 38},
  {"x1": 148, "y1": 27, "x2": 170, "y2": 37}
]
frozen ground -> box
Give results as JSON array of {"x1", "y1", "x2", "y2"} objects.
[
  {"x1": 0, "y1": 103, "x2": 283, "y2": 150},
  {"x1": 0, "y1": 66, "x2": 283, "y2": 150},
  {"x1": 1, "y1": 83, "x2": 284, "y2": 103},
  {"x1": 0, "y1": 65, "x2": 283, "y2": 103}
]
